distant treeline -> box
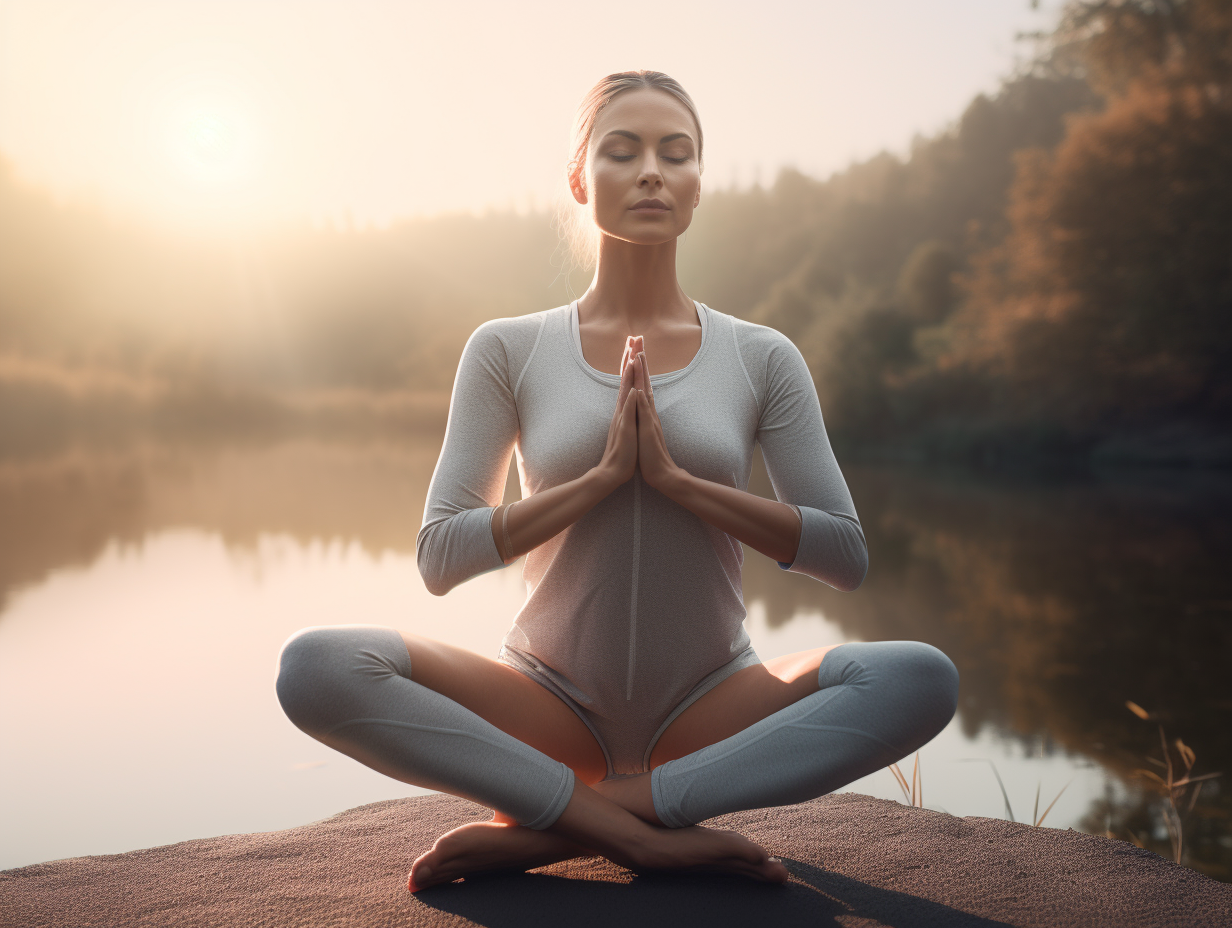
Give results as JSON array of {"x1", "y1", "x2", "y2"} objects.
[{"x1": 2, "y1": 0, "x2": 1229, "y2": 465}]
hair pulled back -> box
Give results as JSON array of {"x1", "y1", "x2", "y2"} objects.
[{"x1": 557, "y1": 70, "x2": 704, "y2": 271}]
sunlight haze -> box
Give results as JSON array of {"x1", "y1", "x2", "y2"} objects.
[{"x1": 0, "y1": 0, "x2": 1059, "y2": 230}]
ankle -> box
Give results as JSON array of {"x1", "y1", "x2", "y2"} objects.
[
  {"x1": 594, "y1": 774, "x2": 661, "y2": 825},
  {"x1": 619, "y1": 823, "x2": 668, "y2": 871}
]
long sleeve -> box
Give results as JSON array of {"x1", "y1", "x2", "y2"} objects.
[
  {"x1": 416, "y1": 321, "x2": 518, "y2": 596},
  {"x1": 754, "y1": 331, "x2": 868, "y2": 592}
]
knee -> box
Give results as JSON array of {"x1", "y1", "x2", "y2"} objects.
[
  {"x1": 829, "y1": 639, "x2": 959, "y2": 736},
  {"x1": 896, "y1": 641, "x2": 959, "y2": 734},
  {"x1": 276, "y1": 625, "x2": 396, "y2": 737}
]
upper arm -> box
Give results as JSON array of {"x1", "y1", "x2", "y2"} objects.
[
  {"x1": 753, "y1": 331, "x2": 868, "y2": 591},
  {"x1": 415, "y1": 321, "x2": 519, "y2": 595}
]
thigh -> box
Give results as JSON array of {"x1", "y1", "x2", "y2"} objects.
[
  {"x1": 648, "y1": 644, "x2": 841, "y2": 768},
  {"x1": 399, "y1": 631, "x2": 607, "y2": 783}
]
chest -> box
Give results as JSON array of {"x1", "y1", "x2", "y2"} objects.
[
  {"x1": 515, "y1": 369, "x2": 759, "y2": 494},
  {"x1": 577, "y1": 323, "x2": 704, "y2": 377}
]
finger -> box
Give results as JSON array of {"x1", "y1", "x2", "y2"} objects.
[
  {"x1": 639, "y1": 384, "x2": 662, "y2": 429},
  {"x1": 637, "y1": 388, "x2": 654, "y2": 431}
]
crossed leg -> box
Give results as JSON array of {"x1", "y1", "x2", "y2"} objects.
[
  {"x1": 394, "y1": 632, "x2": 820, "y2": 889},
  {"x1": 275, "y1": 626, "x2": 957, "y2": 892}
]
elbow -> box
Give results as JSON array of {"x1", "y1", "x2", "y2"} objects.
[
  {"x1": 789, "y1": 507, "x2": 869, "y2": 593},
  {"x1": 414, "y1": 535, "x2": 453, "y2": 598},
  {"x1": 421, "y1": 575, "x2": 451, "y2": 598},
  {"x1": 416, "y1": 560, "x2": 451, "y2": 598},
  {"x1": 836, "y1": 547, "x2": 869, "y2": 593},
  {"x1": 830, "y1": 523, "x2": 869, "y2": 593}
]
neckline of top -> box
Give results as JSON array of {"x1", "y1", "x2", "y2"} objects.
[{"x1": 567, "y1": 298, "x2": 712, "y2": 388}]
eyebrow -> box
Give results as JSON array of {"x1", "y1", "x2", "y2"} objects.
[{"x1": 602, "y1": 129, "x2": 694, "y2": 145}]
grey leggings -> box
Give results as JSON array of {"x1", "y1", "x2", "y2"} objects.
[{"x1": 275, "y1": 625, "x2": 958, "y2": 830}]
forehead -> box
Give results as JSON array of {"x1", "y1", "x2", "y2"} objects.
[{"x1": 591, "y1": 87, "x2": 697, "y2": 144}]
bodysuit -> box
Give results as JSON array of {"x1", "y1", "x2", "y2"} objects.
[{"x1": 415, "y1": 300, "x2": 868, "y2": 777}]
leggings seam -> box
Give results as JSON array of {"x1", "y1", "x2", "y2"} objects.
[
  {"x1": 674, "y1": 718, "x2": 902, "y2": 776},
  {"x1": 325, "y1": 716, "x2": 572, "y2": 830},
  {"x1": 326, "y1": 717, "x2": 521, "y2": 755}
]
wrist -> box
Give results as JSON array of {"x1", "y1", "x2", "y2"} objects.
[
  {"x1": 587, "y1": 464, "x2": 624, "y2": 497},
  {"x1": 657, "y1": 465, "x2": 692, "y2": 502}
]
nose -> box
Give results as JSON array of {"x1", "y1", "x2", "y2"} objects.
[{"x1": 637, "y1": 150, "x2": 662, "y2": 188}]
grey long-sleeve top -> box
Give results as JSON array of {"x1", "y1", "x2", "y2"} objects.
[{"x1": 416, "y1": 300, "x2": 867, "y2": 708}]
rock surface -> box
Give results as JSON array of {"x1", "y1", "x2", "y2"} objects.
[{"x1": 2, "y1": 792, "x2": 1229, "y2": 927}]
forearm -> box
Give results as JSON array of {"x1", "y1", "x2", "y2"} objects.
[
  {"x1": 660, "y1": 469, "x2": 802, "y2": 565},
  {"x1": 491, "y1": 466, "x2": 622, "y2": 563}
]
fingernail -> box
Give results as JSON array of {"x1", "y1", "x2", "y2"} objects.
[{"x1": 768, "y1": 856, "x2": 781, "y2": 864}]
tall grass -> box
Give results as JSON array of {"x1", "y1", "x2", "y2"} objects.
[
  {"x1": 889, "y1": 752, "x2": 1071, "y2": 826},
  {"x1": 1124, "y1": 700, "x2": 1222, "y2": 865}
]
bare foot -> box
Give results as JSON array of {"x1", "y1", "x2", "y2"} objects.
[
  {"x1": 407, "y1": 821, "x2": 588, "y2": 892},
  {"x1": 637, "y1": 824, "x2": 789, "y2": 884},
  {"x1": 408, "y1": 819, "x2": 789, "y2": 892}
]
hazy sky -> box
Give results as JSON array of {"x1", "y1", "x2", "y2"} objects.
[{"x1": 0, "y1": 0, "x2": 1060, "y2": 230}]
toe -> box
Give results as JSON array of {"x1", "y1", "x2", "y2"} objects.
[{"x1": 408, "y1": 855, "x2": 439, "y2": 893}]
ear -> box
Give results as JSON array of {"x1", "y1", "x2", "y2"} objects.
[
  {"x1": 568, "y1": 163, "x2": 589, "y2": 206},
  {"x1": 694, "y1": 183, "x2": 701, "y2": 209}
]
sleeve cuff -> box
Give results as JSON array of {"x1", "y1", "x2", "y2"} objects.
[{"x1": 776, "y1": 504, "x2": 868, "y2": 592}]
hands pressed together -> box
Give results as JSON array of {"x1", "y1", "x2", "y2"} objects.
[
  {"x1": 496, "y1": 330, "x2": 803, "y2": 568},
  {"x1": 599, "y1": 334, "x2": 682, "y2": 494}
]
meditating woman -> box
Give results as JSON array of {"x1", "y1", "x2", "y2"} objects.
[{"x1": 275, "y1": 70, "x2": 959, "y2": 892}]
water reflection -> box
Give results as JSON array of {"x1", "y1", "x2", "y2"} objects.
[
  {"x1": 745, "y1": 464, "x2": 1232, "y2": 878},
  {"x1": 0, "y1": 441, "x2": 1227, "y2": 878}
]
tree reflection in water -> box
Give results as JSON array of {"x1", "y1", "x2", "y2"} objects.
[{"x1": 743, "y1": 458, "x2": 1232, "y2": 880}]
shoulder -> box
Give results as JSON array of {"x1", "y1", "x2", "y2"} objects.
[
  {"x1": 463, "y1": 308, "x2": 558, "y2": 361},
  {"x1": 726, "y1": 313, "x2": 808, "y2": 382},
  {"x1": 468, "y1": 308, "x2": 554, "y2": 346},
  {"x1": 458, "y1": 307, "x2": 562, "y2": 391}
]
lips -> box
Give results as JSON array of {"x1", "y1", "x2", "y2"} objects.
[{"x1": 630, "y1": 198, "x2": 669, "y2": 210}]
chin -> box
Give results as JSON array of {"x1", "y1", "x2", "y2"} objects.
[{"x1": 602, "y1": 218, "x2": 690, "y2": 246}]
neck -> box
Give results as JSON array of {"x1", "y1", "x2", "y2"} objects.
[{"x1": 578, "y1": 233, "x2": 693, "y2": 330}]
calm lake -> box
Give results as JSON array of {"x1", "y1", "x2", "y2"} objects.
[{"x1": 1, "y1": 437, "x2": 1229, "y2": 879}]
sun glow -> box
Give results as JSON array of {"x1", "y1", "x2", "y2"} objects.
[
  {"x1": 162, "y1": 85, "x2": 258, "y2": 187},
  {"x1": 169, "y1": 103, "x2": 252, "y2": 186},
  {"x1": 145, "y1": 73, "x2": 268, "y2": 232}
]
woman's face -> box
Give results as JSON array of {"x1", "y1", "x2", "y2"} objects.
[{"x1": 573, "y1": 87, "x2": 702, "y2": 246}]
